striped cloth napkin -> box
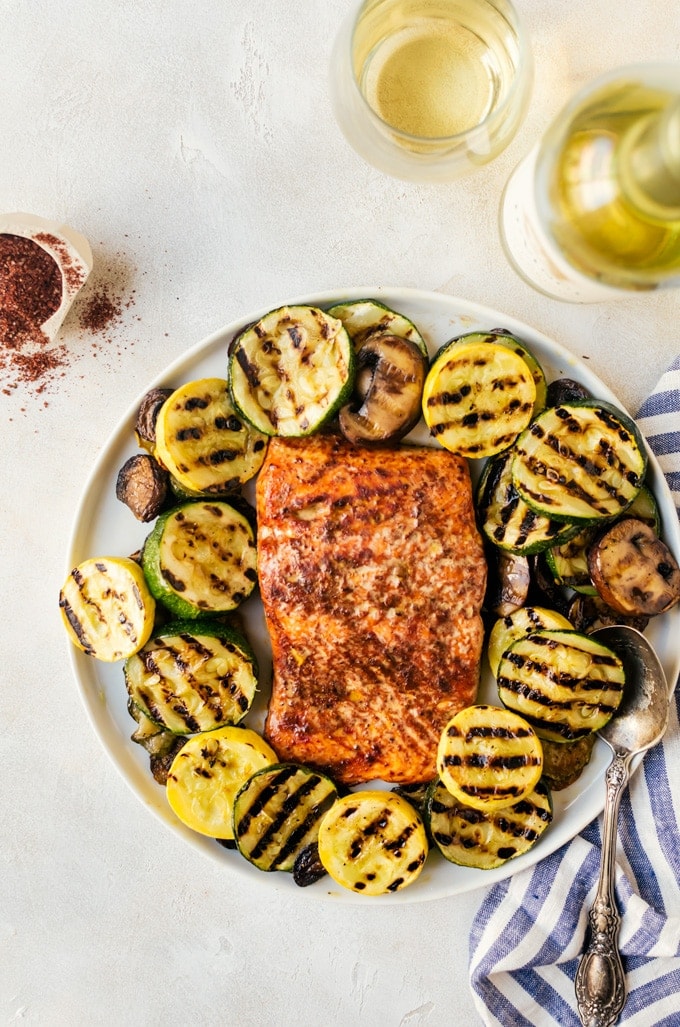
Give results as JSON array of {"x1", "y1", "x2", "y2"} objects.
[{"x1": 469, "y1": 355, "x2": 680, "y2": 1026}]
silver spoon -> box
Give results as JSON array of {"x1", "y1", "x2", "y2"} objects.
[{"x1": 575, "y1": 625, "x2": 670, "y2": 1027}]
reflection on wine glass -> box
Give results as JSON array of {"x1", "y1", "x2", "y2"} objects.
[
  {"x1": 329, "y1": 0, "x2": 533, "y2": 183},
  {"x1": 500, "y1": 63, "x2": 680, "y2": 302}
]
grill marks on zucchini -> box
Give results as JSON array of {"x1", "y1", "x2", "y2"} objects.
[
  {"x1": 497, "y1": 630, "x2": 625, "y2": 742},
  {"x1": 317, "y1": 791, "x2": 428, "y2": 895},
  {"x1": 125, "y1": 621, "x2": 258, "y2": 734},
  {"x1": 478, "y1": 451, "x2": 579, "y2": 554},
  {"x1": 422, "y1": 341, "x2": 536, "y2": 458},
  {"x1": 154, "y1": 378, "x2": 268, "y2": 495},
  {"x1": 142, "y1": 500, "x2": 257, "y2": 618},
  {"x1": 426, "y1": 777, "x2": 552, "y2": 869},
  {"x1": 228, "y1": 305, "x2": 355, "y2": 436},
  {"x1": 512, "y1": 403, "x2": 647, "y2": 523},
  {"x1": 233, "y1": 764, "x2": 338, "y2": 872},
  {"x1": 436, "y1": 706, "x2": 543, "y2": 811}
]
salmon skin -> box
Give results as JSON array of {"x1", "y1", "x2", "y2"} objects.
[{"x1": 257, "y1": 434, "x2": 487, "y2": 785}]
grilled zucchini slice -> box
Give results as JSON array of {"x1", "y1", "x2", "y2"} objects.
[
  {"x1": 317, "y1": 791, "x2": 428, "y2": 895},
  {"x1": 228, "y1": 305, "x2": 354, "y2": 436},
  {"x1": 326, "y1": 298, "x2": 428, "y2": 357},
  {"x1": 426, "y1": 776, "x2": 552, "y2": 869},
  {"x1": 545, "y1": 527, "x2": 599, "y2": 594},
  {"x1": 59, "y1": 556, "x2": 156, "y2": 661},
  {"x1": 487, "y1": 605, "x2": 573, "y2": 678},
  {"x1": 437, "y1": 705, "x2": 543, "y2": 811},
  {"x1": 477, "y1": 450, "x2": 579, "y2": 555},
  {"x1": 142, "y1": 500, "x2": 257, "y2": 618},
  {"x1": 446, "y1": 331, "x2": 547, "y2": 416},
  {"x1": 233, "y1": 763, "x2": 338, "y2": 872},
  {"x1": 154, "y1": 377, "x2": 268, "y2": 495},
  {"x1": 512, "y1": 402, "x2": 647, "y2": 524},
  {"x1": 422, "y1": 340, "x2": 536, "y2": 458},
  {"x1": 497, "y1": 629, "x2": 625, "y2": 743},
  {"x1": 165, "y1": 726, "x2": 277, "y2": 839},
  {"x1": 125, "y1": 619, "x2": 258, "y2": 734}
]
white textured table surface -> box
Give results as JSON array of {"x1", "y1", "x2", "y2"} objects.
[{"x1": 2, "y1": 3, "x2": 679, "y2": 1025}]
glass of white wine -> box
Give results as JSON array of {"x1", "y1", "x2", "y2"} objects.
[
  {"x1": 329, "y1": 0, "x2": 533, "y2": 183},
  {"x1": 500, "y1": 63, "x2": 680, "y2": 301}
]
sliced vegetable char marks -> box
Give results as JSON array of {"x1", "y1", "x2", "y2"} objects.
[
  {"x1": 422, "y1": 341, "x2": 536, "y2": 458},
  {"x1": 512, "y1": 403, "x2": 647, "y2": 522},
  {"x1": 317, "y1": 791, "x2": 428, "y2": 895},
  {"x1": 497, "y1": 629, "x2": 625, "y2": 742},
  {"x1": 59, "y1": 556, "x2": 155, "y2": 662},
  {"x1": 228, "y1": 305, "x2": 354, "y2": 436},
  {"x1": 441, "y1": 706, "x2": 542, "y2": 809},
  {"x1": 158, "y1": 501, "x2": 257, "y2": 611},
  {"x1": 233, "y1": 764, "x2": 338, "y2": 872},
  {"x1": 427, "y1": 777, "x2": 552, "y2": 869},
  {"x1": 154, "y1": 377, "x2": 268, "y2": 493},
  {"x1": 478, "y1": 451, "x2": 577, "y2": 554},
  {"x1": 125, "y1": 626, "x2": 257, "y2": 733}
]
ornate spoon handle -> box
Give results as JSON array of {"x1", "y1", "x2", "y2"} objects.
[{"x1": 575, "y1": 751, "x2": 631, "y2": 1027}]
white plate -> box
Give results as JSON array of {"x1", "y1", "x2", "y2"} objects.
[{"x1": 66, "y1": 286, "x2": 680, "y2": 905}]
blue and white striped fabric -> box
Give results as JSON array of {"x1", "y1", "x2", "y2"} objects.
[{"x1": 469, "y1": 357, "x2": 680, "y2": 1026}]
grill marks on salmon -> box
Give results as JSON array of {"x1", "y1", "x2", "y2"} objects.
[{"x1": 257, "y1": 435, "x2": 487, "y2": 785}]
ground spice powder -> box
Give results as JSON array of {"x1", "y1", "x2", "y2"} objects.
[{"x1": 1, "y1": 233, "x2": 69, "y2": 390}]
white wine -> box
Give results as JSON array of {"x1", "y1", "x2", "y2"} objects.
[
  {"x1": 541, "y1": 80, "x2": 680, "y2": 287},
  {"x1": 501, "y1": 65, "x2": 680, "y2": 300},
  {"x1": 353, "y1": 0, "x2": 520, "y2": 143},
  {"x1": 330, "y1": 0, "x2": 531, "y2": 182}
]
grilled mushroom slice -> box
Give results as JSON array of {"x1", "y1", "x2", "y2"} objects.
[
  {"x1": 116, "y1": 453, "x2": 170, "y2": 522},
  {"x1": 587, "y1": 517, "x2": 680, "y2": 616},
  {"x1": 546, "y1": 377, "x2": 590, "y2": 407},
  {"x1": 486, "y1": 548, "x2": 531, "y2": 616},
  {"x1": 338, "y1": 333, "x2": 427, "y2": 445},
  {"x1": 134, "y1": 387, "x2": 174, "y2": 450},
  {"x1": 568, "y1": 593, "x2": 649, "y2": 634}
]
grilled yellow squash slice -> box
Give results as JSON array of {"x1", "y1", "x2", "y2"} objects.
[
  {"x1": 233, "y1": 763, "x2": 338, "y2": 872},
  {"x1": 497, "y1": 629, "x2": 625, "y2": 743},
  {"x1": 59, "y1": 556, "x2": 155, "y2": 661},
  {"x1": 426, "y1": 776, "x2": 553, "y2": 869},
  {"x1": 487, "y1": 606, "x2": 572, "y2": 678},
  {"x1": 422, "y1": 340, "x2": 536, "y2": 458},
  {"x1": 165, "y1": 726, "x2": 277, "y2": 839},
  {"x1": 154, "y1": 377, "x2": 268, "y2": 495},
  {"x1": 317, "y1": 790, "x2": 428, "y2": 895},
  {"x1": 125, "y1": 619, "x2": 258, "y2": 734},
  {"x1": 437, "y1": 705, "x2": 543, "y2": 811}
]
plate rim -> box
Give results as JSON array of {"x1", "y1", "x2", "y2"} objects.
[{"x1": 64, "y1": 285, "x2": 680, "y2": 906}]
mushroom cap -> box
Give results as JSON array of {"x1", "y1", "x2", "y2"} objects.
[{"x1": 338, "y1": 333, "x2": 428, "y2": 445}]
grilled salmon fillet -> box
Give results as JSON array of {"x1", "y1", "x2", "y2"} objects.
[{"x1": 258, "y1": 434, "x2": 487, "y2": 785}]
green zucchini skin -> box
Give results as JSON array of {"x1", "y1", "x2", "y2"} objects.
[
  {"x1": 497, "y1": 629, "x2": 625, "y2": 743},
  {"x1": 545, "y1": 527, "x2": 599, "y2": 594},
  {"x1": 511, "y1": 401, "x2": 648, "y2": 524},
  {"x1": 125, "y1": 619, "x2": 258, "y2": 734},
  {"x1": 233, "y1": 763, "x2": 338, "y2": 872},
  {"x1": 425, "y1": 776, "x2": 552, "y2": 870},
  {"x1": 478, "y1": 451, "x2": 580, "y2": 555},
  {"x1": 228, "y1": 305, "x2": 355, "y2": 437},
  {"x1": 326, "y1": 298, "x2": 429, "y2": 357},
  {"x1": 142, "y1": 500, "x2": 257, "y2": 619}
]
